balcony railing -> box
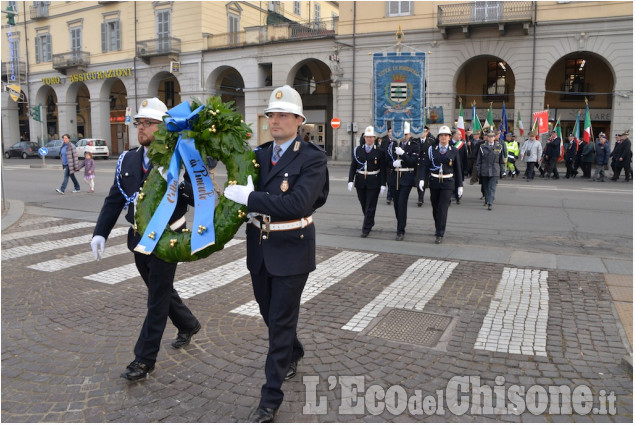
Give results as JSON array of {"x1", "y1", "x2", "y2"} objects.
[
  {"x1": 438, "y1": 1, "x2": 532, "y2": 37},
  {"x1": 560, "y1": 83, "x2": 596, "y2": 102},
  {"x1": 204, "y1": 17, "x2": 337, "y2": 51},
  {"x1": 483, "y1": 83, "x2": 509, "y2": 102},
  {"x1": 29, "y1": 4, "x2": 49, "y2": 20},
  {"x1": 52, "y1": 51, "x2": 90, "y2": 74},
  {"x1": 136, "y1": 37, "x2": 181, "y2": 61},
  {"x1": 1, "y1": 61, "x2": 26, "y2": 79}
]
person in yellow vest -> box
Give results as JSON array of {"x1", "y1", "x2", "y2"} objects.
[{"x1": 504, "y1": 132, "x2": 520, "y2": 178}]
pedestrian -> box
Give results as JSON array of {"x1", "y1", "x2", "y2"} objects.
[
  {"x1": 348, "y1": 126, "x2": 386, "y2": 238},
  {"x1": 416, "y1": 125, "x2": 435, "y2": 206},
  {"x1": 385, "y1": 121, "x2": 420, "y2": 240},
  {"x1": 476, "y1": 130, "x2": 506, "y2": 210},
  {"x1": 223, "y1": 85, "x2": 329, "y2": 423},
  {"x1": 78, "y1": 151, "x2": 96, "y2": 192},
  {"x1": 564, "y1": 134, "x2": 579, "y2": 178},
  {"x1": 55, "y1": 134, "x2": 81, "y2": 194},
  {"x1": 591, "y1": 133, "x2": 610, "y2": 182},
  {"x1": 611, "y1": 131, "x2": 632, "y2": 181},
  {"x1": 90, "y1": 97, "x2": 201, "y2": 382},
  {"x1": 450, "y1": 129, "x2": 467, "y2": 203},
  {"x1": 543, "y1": 130, "x2": 561, "y2": 179},
  {"x1": 580, "y1": 137, "x2": 595, "y2": 178},
  {"x1": 520, "y1": 131, "x2": 543, "y2": 181},
  {"x1": 379, "y1": 127, "x2": 395, "y2": 205},
  {"x1": 503, "y1": 132, "x2": 520, "y2": 178},
  {"x1": 419, "y1": 125, "x2": 463, "y2": 244}
]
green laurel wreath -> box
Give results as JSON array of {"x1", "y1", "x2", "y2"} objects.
[{"x1": 134, "y1": 96, "x2": 258, "y2": 263}]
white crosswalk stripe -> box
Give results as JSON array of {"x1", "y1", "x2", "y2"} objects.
[
  {"x1": 82, "y1": 239, "x2": 244, "y2": 285},
  {"x1": 176, "y1": 257, "x2": 248, "y2": 299},
  {"x1": 1, "y1": 227, "x2": 129, "y2": 261},
  {"x1": 342, "y1": 259, "x2": 458, "y2": 332},
  {"x1": 231, "y1": 251, "x2": 378, "y2": 317},
  {"x1": 474, "y1": 267, "x2": 549, "y2": 356},
  {"x1": 3, "y1": 222, "x2": 96, "y2": 241},
  {"x1": 28, "y1": 244, "x2": 130, "y2": 272}
]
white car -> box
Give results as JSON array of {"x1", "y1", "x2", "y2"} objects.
[{"x1": 76, "y1": 138, "x2": 109, "y2": 159}]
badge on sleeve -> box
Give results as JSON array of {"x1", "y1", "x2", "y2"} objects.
[{"x1": 281, "y1": 173, "x2": 289, "y2": 192}]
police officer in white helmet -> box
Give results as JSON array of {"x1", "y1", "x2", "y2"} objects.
[
  {"x1": 90, "y1": 97, "x2": 200, "y2": 381},
  {"x1": 224, "y1": 85, "x2": 329, "y2": 422}
]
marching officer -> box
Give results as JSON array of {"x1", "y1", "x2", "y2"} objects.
[
  {"x1": 419, "y1": 126, "x2": 463, "y2": 244},
  {"x1": 386, "y1": 121, "x2": 420, "y2": 241},
  {"x1": 416, "y1": 125, "x2": 436, "y2": 206},
  {"x1": 348, "y1": 126, "x2": 387, "y2": 238},
  {"x1": 90, "y1": 98, "x2": 200, "y2": 381},
  {"x1": 224, "y1": 85, "x2": 329, "y2": 423},
  {"x1": 476, "y1": 130, "x2": 506, "y2": 210},
  {"x1": 380, "y1": 127, "x2": 395, "y2": 204}
]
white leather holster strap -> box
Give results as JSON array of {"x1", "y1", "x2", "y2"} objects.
[
  {"x1": 430, "y1": 173, "x2": 454, "y2": 178},
  {"x1": 169, "y1": 216, "x2": 186, "y2": 231},
  {"x1": 357, "y1": 170, "x2": 380, "y2": 175},
  {"x1": 250, "y1": 215, "x2": 313, "y2": 232},
  {"x1": 396, "y1": 168, "x2": 415, "y2": 172}
]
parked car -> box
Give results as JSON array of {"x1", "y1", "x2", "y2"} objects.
[
  {"x1": 4, "y1": 141, "x2": 40, "y2": 159},
  {"x1": 76, "y1": 138, "x2": 109, "y2": 159},
  {"x1": 44, "y1": 139, "x2": 64, "y2": 158}
]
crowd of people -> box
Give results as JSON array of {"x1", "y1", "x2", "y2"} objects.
[{"x1": 349, "y1": 124, "x2": 632, "y2": 243}]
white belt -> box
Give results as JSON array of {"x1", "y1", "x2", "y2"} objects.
[
  {"x1": 431, "y1": 173, "x2": 454, "y2": 179},
  {"x1": 249, "y1": 215, "x2": 313, "y2": 232},
  {"x1": 357, "y1": 170, "x2": 380, "y2": 175},
  {"x1": 396, "y1": 168, "x2": 415, "y2": 172},
  {"x1": 169, "y1": 216, "x2": 186, "y2": 231}
]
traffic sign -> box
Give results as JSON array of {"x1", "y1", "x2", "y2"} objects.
[
  {"x1": 331, "y1": 118, "x2": 341, "y2": 129},
  {"x1": 38, "y1": 147, "x2": 48, "y2": 156}
]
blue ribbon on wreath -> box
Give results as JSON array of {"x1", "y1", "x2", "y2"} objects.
[{"x1": 134, "y1": 101, "x2": 216, "y2": 256}]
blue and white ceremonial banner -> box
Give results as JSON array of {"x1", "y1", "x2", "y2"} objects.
[{"x1": 373, "y1": 52, "x2": 426, "y2": 139}]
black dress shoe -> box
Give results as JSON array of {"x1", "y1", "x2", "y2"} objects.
[
  {"x1": 172, "y1": 321, "x2": 201, "y2": 349},
  {"x1": 434, "y1": 236, "x2": 442, "y2": 244},
  {"x1": 285, "y1": 359, "x2": 299, "y2": 380},
  {"x1": 249, "y1": 406, "x2": 278, "y2": 423},
  {"x1": 396, "y1": 234, "x2": 404, "y2": 241},
  {"x1": 417, "y1": 201, "x2": 423, "y2": 207},
  {"x1": 121, "y1": 360, "x2": 154, "y2": 381},
  {"x1": 360, "y1": 232, "x2": 368, "y2": 238}
]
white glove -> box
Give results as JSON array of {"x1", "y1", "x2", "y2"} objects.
[
  {"x1": 157, "y1": 166, "x2": 185, "y2": 183},
  {"x1": 418, "y1": 180, "x2": 425, "y2": 191},
  {"x1": 457, "y1": 187, "x2": 463, "y2": 198},
  {"x1": 348, "y1": 182, "x2": 354, "y2": 191},
  {"x1": 90, "y1": 235, "x2": 105, "y2": 261},
  {"x1": 380, "y1": 185, "x2": 386, "y2": 195},
  {"x1": 223, "y1": 175, "x2": 254, "y2": 206},
  {"x1": 392, "y1": 159, "x2": 402, "y2": 168},
  {"x1": 395, "y1": 146, "x2": 405, "y2": 156}
]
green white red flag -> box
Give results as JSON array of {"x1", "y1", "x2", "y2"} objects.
[
  {"x1": 583, "y1": 103, "x2": 593, "y2": 142},
  {"x1": 484, "y1": 103, "x2": 495, "y2": 130},
  {"x1": 457, "y1": 100, "x2": 465, "y2": 141},
  {"x1": 516, "y1": 111, "x2": 524, "y2": 136},
  {"x1": 472, "y1": 102, "x2": 482, "y2": 133}
]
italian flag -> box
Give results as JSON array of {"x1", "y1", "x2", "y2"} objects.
[
  {"x1": 472, "y1": 103, "x2": 482, "y2": 133},
  {"x1": 484, "y1": 103, "x2": 495, "y2": 130},
  {"x1": 516, "y1": 111, "x2": 524, "y2": 136},
  {"x1": 457, "y1": 101, "x2": 465, "y2": 141},
  {"x1": 555, "y1": 117, "x2": 564, "y2": 162},
  {"x1": 583, "y1": 104, "x2": 593, "y2": 142}
]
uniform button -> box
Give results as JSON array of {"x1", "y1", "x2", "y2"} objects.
[
  {"x1": 263, "y1": 235, "x2": 267, "y2": 240},
  {"x1": 300, "y1": 234, "x2": 304, "y2": 239}
]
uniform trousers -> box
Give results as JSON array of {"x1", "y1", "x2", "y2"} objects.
[
  {"x1": 480, "y1": 176, "x2": 498, "y2": 205},
  {"x1": 356, "y1": 187, "x2": 380, "y2": 234},
  {"x1": 251, "y1": 267, "x2": 307, "y2": 409},
  {"x1": 133, "y1": 251, "x2": 198, "y2": 366},
  {"x1": 429, "y1": 186, "x2": 453, "y2": 237},
  {"x1": 613, "y1": 163, "x2": 631, "y2": 181},
  {"x1": 545, "y1": 157, "x2": 559, "y2": 178},
  {"x1": 389, "y1": 184, "x2": 413, "y2": 235},
  {"x1": 525, "y1": 162, "x2": 537, "y2": 180}
]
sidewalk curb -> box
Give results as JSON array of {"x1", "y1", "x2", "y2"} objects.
[{"x1": 1, "y1": 199, "x2": 25, "y2": 231}]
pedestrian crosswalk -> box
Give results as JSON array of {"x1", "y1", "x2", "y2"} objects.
[{"x1": 3, "y1": 218, "x2": 551, "y2": 357}]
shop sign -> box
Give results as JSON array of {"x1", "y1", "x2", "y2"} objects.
[{"x1": 70, "y1": 67, "x2": 133, "y2": 83}]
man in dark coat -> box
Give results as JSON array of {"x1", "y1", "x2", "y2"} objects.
[
  {"x1": 90, "y1": 98, "x2": 200, "y2": 382},
  {"x1": 416, "y1": 125, "x2": 435, "y2": 206},
  {"x1": 611, "y1": 131, "x2": 632, "y2": 181},
  {"x1": 544, "y1": 130, "x2": 561, "y2": 179},
  {"x1": 224, "y1": 85, "x2": 329, "y2": 423},
  {"x1": 348, "y1": 126, "x2": 386, "y2": 237},
  {"x1": 564, "y1": 134, "x2": 579, "y2": 178}
]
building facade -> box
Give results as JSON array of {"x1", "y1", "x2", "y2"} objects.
[{"x1": 2, "y1": 1, "x2": 632, "y2": 160}]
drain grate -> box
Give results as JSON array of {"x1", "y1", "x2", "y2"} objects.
[{"x1": 367, "y1": 309, "x2": 452, "y2": 347}]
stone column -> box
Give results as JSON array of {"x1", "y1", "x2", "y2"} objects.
[
  {"x1": 56, "y1": 102, "x2": 77, "y2": 139},
  {"x1": 1, "y1": 93, "x2": 21, "y2": 145},
  {"x1": 89, "y1": 98, "x2": 112, "y2": 150}
]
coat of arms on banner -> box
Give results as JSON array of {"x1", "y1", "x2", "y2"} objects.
[{"x1": 389, "y1": 74, "x2": 410, "y2": 104}]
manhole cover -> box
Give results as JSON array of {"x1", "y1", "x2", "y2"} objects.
[{"x1": 367, "y1": 309, "x2": 452, "y2": 347}]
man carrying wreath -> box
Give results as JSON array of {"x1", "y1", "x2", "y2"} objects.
[{"x1": 90, "y1": 98, "x2": 201, "y2": 381}]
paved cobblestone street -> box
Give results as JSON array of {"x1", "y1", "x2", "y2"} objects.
[{"x1": 1, "y1": 212, "x2": 632, "y2": 422}]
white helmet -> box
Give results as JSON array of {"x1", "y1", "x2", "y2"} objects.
[
  {"x1": 438, "y1": 125, "x2": 452, "y2": 135},
  {"x1": 264, "y1": 85, "x2": 306, "y2": 124},
  {"x1": 363, "y1": 126, "x2": 376, "y2": 137},
  {"x1": 403, "y1": 122, "x2": 411, "y2": 134},
  {"x1": 134, "y1": 97, "x2": 167, "y2": 122}
]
